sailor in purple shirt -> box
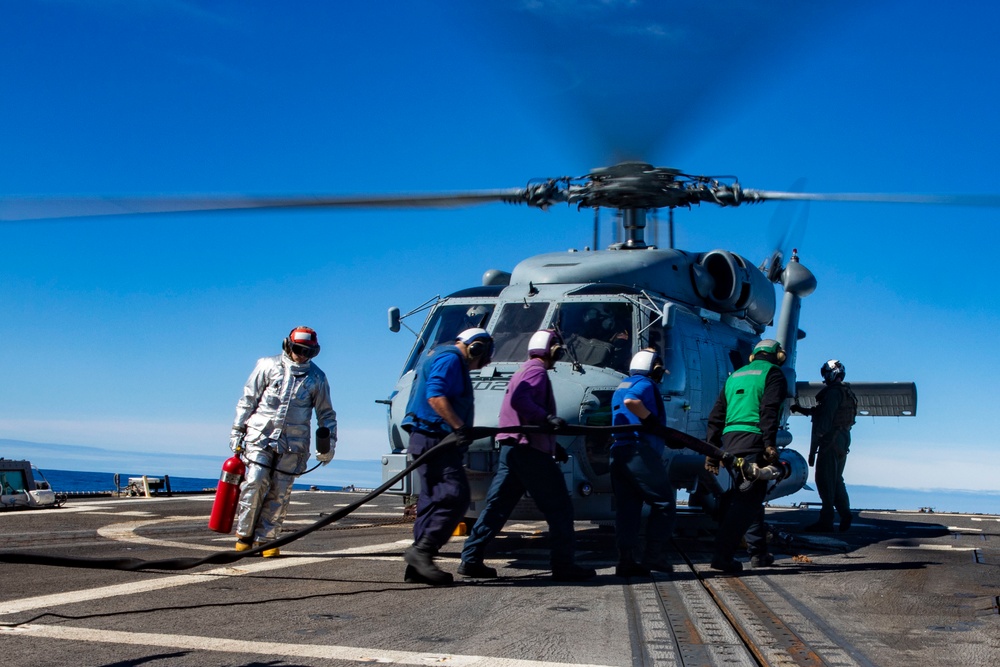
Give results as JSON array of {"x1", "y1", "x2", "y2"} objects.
[{"x1": 459, "y1": 330, "x2": 596, "y2": 582}]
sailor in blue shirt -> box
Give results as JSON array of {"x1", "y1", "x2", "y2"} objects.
[
  {"x1": 400, "y1": 327, "x2": 493, "y2": 585},
  {"x1": 610, "y1": 349, "x2": 681, "y2": 577}
]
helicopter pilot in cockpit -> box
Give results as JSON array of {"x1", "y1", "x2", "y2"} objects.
[{"x1": 562, "y1": 303, "x2": 631, "y2": 372}]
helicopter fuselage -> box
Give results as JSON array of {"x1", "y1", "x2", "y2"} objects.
[{"x1": 383, "y1": 245, "x2": 809, "y2": 521}]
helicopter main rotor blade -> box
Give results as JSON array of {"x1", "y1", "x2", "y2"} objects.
[
  {"x1": 0, "y1": 190, "x2": 532, "y2": 222},
  {"x1": 744, "y1": 190, "x2": 1000, "y2": 208}
]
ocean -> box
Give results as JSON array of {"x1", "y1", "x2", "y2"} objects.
[
  {"x1": 780, "y1": 484, "x2": 1000, "y2": 516},
  {"x1": 37, "y1": 468, "x2": 344, "y2": 494},
  {"x1": 31, "y1": 467, "x2": 1000, "y2": 515}
]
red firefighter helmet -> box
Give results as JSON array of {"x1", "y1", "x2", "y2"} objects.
[{"x1": 283, "y1": 326, "x2": 321, "y2": 359}]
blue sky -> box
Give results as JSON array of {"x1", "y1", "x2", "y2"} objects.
[{"x1": 1, "y1": 1, "x2": 998, "y2": 493}]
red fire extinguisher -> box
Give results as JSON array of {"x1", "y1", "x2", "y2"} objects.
[{"x1": 208, "y1": 452, "x2": 246, "y2": 534}]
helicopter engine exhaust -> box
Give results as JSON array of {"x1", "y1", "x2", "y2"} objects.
[{"x1": 692, "y1": 249, "x2": 776, "y2": 329}]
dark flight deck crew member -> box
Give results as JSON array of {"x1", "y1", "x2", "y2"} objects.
[{"x1": 791, "y1": 359, "x2": 857, "y2": 532}]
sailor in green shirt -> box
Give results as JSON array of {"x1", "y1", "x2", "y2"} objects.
[{"x1": 705, "y1": 339, "x2": 787, "y2": 573}]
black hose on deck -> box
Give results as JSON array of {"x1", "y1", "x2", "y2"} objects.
[{"x1": 0, "y1": 423, "x2": 724, "y2": 571}]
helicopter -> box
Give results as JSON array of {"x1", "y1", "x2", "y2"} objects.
[{"x1": 374, "y1": 160, "x2": 920, "y2": 520}]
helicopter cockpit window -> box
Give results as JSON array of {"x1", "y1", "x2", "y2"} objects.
[
  {"x1": 491, "y1": 302, "x2": 550, "y2": 362},
  {"x1": 403, "y1": 303, "x2": 496, "y2": 373},
  {"x1": 645, "y1": 310, "x2": 686, "y2": 395},
  {"x1": 556, "y1": 302, "x2": 632, "y2": 373}
]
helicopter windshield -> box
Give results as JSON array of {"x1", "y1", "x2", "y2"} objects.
[
  {"x1": 491, "y1": 302, "x2": 550, "y2": 362},
  {"x1": 555, "y1": 302, "x2": 632, "y2": 373},
  {"x1": 403, "y1": 302, "x2": 496, "y2": 373}
]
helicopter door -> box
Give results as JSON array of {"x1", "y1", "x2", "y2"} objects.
[{"x1": 642, "y1": 308, "x2": 690, "y2": 434}]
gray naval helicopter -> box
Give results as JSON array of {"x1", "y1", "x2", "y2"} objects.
[
  {"x1": 378, "y1": 161, "x2": 919, "y2": 521},
  {"x1": 1, "y1": 161, "x2": 927, "y2": 521}
]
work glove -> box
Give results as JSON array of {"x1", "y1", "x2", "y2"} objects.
[
  {"x1": 764, "y1": 446, "x2": 779, "y2": 465},
  {"x1": 808, "y1": 452, "x2": 816, "y2": 468},
  {"x1": 546, "y1": 415, "x2": 567, "y2": 431},
  {"x1": 315, "y1": 427, "x2": 333, "y2": 464},
  {"x1": 229, "y1": 427, "x2": 246, "y2": 453},
  {"x1": 640, "y1": 413, "x2": 669, "y2": 439},
  {"x1": 553, "y1": 443, "x2": 569, "y2": 463},
  {"x1": 721, "y1": 452, "x2": 735, "y2": 469},
  {"x1": 789, "y1": 403, "x2": 803, "y2": 415},
  {"x1": 453, "y1": 425, "x2": 474, "y2": 450},
  {"x1": 705, "y1": 457, "x2": 720, "y2": 476}
]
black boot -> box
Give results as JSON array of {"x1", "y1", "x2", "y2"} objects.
[
  {"x1": 803, "y1": 522, "x2": 834, "y2": 533},
  {"x1": 643, "y1": 543, "x2": 673, "y2": 573},
  {"x1": 552, "y1": 563, "x2": 597, "y2": 582},
  {"x1": 615, "y1": 550, "x2": 650, "y2": 577},
  {"x1": 403, "y1": 538, "x2": 453, "y2": 585}
]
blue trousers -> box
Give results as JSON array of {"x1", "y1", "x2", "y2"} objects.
[
  {"x1": 461, "y1": 444, "x2": 576, "y2": 568},
  {"x1": 609, "y1": 440, "x2": 677, "y2": 557},
  {"x1": 409, "y1": 432, "x2": 470, "y2": 550}
]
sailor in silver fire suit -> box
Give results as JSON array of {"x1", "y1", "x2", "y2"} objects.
[{"x1": 231, "y1": 326, "x2": 338, "y2": 556}]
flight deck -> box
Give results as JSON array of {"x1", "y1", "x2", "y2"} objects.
[{"x1": 1, "y1": 491, "x2": 997, "y2": 666}]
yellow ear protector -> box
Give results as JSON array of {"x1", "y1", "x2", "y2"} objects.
[
  {"x1": 550, "y1": 342, "x2": 565, "y2": 362},
  {"x1": 750, "y1": 339, "x2": 786, "y2": 365}
]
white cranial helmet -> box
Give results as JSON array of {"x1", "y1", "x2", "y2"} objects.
[
  {"x1": 629, "y1": 349, "x2": 662, "y2": 376},
  {"x1": 527, "y1": 329, "x2": 564, "y2": 360}
]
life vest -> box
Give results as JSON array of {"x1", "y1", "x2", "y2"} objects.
[
  {"x1": 722, "y1": 359, "x2": 775, "y2": 435},
  {"x1": 610, "y1": 374, "x2": 665, "y2": 446},
  {"x1": 401, "y1": 345, "x2": 474, "y2": 435},
  {"x1": 833, "y1": 382, "x2": 858, "y2": 429}
]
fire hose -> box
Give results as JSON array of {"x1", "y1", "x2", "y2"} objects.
[{"x1": 0, "y1": 423, "x2": 725, "y2": 571}]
